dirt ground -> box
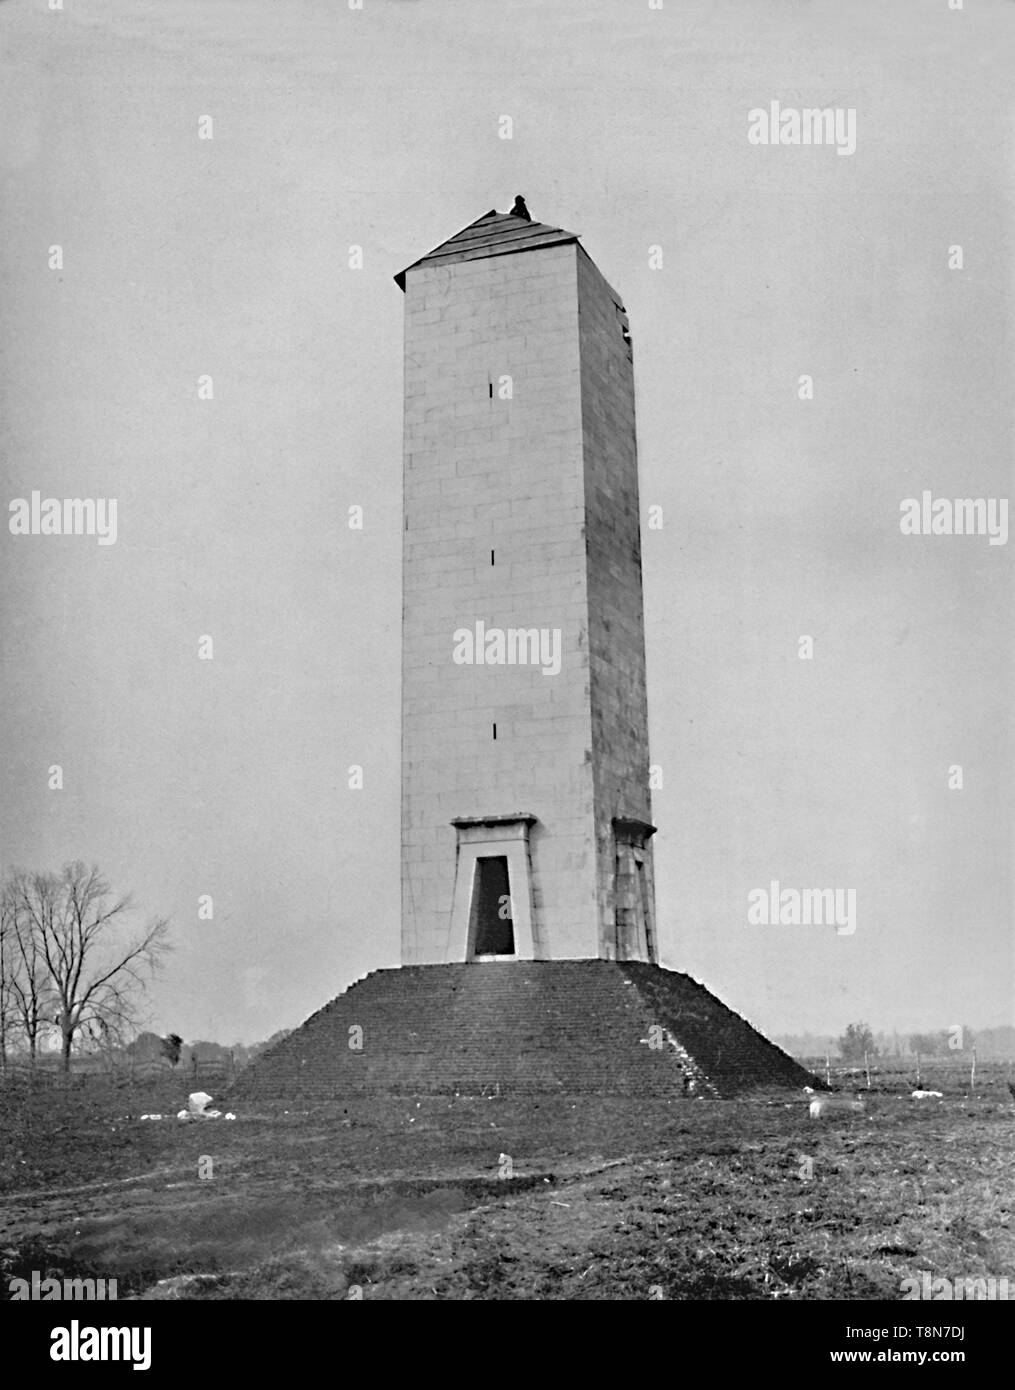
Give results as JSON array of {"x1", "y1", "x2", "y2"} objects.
[{"x1": 1, "y1": 1069, "x2": 1013, "y2": 1300}]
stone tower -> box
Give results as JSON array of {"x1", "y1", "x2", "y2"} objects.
[
  {"x1": 397, "y1": 206, "x2": 656, "y2": 966},
  {"x1": 231, "y1": 204, "x2": 818, "y2": 1107}
]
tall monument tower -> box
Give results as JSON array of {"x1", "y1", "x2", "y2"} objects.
[
  {"x1": 234, "y1": 204, "x2": 816, "y2": 1106},
  {"x1": 397, "y1": 205, "x2": 656, "y2": 966}
]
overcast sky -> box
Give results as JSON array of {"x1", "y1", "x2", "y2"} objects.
[{"x1": 1, "y1": 0, "x2": 1012, "y2": 1046}]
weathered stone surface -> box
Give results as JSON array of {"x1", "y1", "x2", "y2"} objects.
[{"x1": 400, "y1": 222, "x2": 656, "y2": 965}]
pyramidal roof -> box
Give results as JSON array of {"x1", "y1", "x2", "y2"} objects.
[{"x1": 394, "y1": 207, "x2": 580, "y2": 291}]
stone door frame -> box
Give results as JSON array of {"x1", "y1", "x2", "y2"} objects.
[{"x1": 449, "y1": 814, "x2": 537, "y2": 962}]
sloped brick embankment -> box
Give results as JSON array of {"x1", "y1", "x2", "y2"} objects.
[{"x1": 231, "y1": 962, "x2": 817, "y2": 1104}]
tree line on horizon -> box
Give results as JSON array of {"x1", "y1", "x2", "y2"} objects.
[
  {"x1": 122, "y1": 1028, "x2": 293, "y2": 1075},
  {"x1": 774, "y1": 1022, "x2": 1015, "y2": 1063}
]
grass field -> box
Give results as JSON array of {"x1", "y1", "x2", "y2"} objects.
[{"x1": 1, "y1": 1062, "x2": 1012, "y2": 1300}]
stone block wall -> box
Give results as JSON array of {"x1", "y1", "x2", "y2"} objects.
[{"x1": 401, "y1": 244, "x2": 598, "y2": 961}]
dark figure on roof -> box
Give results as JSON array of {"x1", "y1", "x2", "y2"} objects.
[{"x1": 510, "y1": 195, "x2": 531, "y2": 222}]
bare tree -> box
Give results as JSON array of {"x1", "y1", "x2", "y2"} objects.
[
  {"x1": 0, "y1": 880, "x2": 13, "y2": 1075},
  {"x1": 4, "y1": 871, "x2": 56, "y2": 1066},
  {"x1": 10, "y1": 862, "x2": 170, "y2": 1073}
]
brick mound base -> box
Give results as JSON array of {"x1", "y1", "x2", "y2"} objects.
[{"x1": 230, "y1": 962, "x2": 817, "y2": 1103}]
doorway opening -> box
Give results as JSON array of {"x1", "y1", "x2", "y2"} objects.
[
  {"x1": 611, "y1": 816, "x2": 657, "y2": 963},
  {"x1": 448, "y1": 814, "x2": 536, "y2": 962},
  {"x1": 470, "y1": 855, "x2": 515, "y2": 957}
]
